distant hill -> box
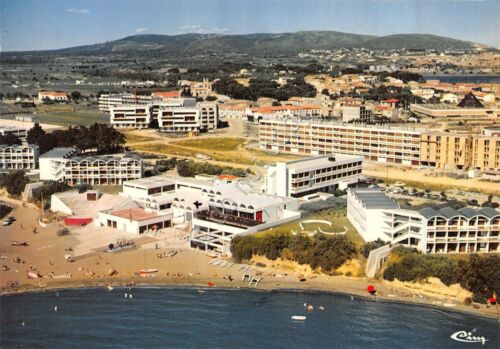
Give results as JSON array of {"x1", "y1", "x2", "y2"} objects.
[{"x1": 7, "y1": 31, "x2": 481, "y2": 57}]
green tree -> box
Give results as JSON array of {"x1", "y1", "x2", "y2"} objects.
[
  {"x1": 0, "y1": 170, "x2": 29, "y2": 196},
  {"x1": 0, "y1": 134, "x2": 21, "y2": 145}
]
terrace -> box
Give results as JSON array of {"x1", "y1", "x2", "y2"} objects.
[{"x1": 194, "y1": 209, "x2": 262, "y2": 229}]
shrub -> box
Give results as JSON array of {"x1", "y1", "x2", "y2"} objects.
[
  {"x1": 362, "y1": 238, "x2": 388, "y2": 258},
  {"x1": 383, "y1": 254, "x2": 460, "y2": 286},
  {"x1": 0, "y1": 170, "x2": 29, "y2": 196},
  {"x1": 230, "y1": 232, "x2": 357, "y2": 273},
  {"x1": 230, "y1": 235, "x2": 258, "y2": 263},
  {"x1": 459, "y1": 254, "x2": 500, "y2": 303},
  {"x1": 32, "y1": 181, "x2": 70, "y2": 204}
]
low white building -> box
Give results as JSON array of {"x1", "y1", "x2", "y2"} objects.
[
  {"x1": 121, "y1": 175, "x2": 301, "y2": 255},
  {"x1": 0, "y1": 126, "x2": 28, "y2": 143},
  {"x1": 96, "y1": 206, "x2": 173, "y2": 234},
  {"x1": 38, "y1": 91, "x2": 68, "y2": 103},
  {"x1": 40, "y1": 147, "x2": 143, "y2": 185},
  {"x1": 99, "y1": 93, "x2": 152, "y2": 112},
  {"x1": 347, "y1": 188, "x2": 500, "y2": 254},
  {"x1": 0, "y1": 144, "x2": 39, "y2": 170},
  {"x1": 265, "y1": 154, "x2": 363, "y2": 197}
]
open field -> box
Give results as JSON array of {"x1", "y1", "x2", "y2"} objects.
[
  {"x1": 33, "y1": 111, "x2": 109, "y2": 126},
  {"x1": 257, "y1": 206, "x2": 364, "y2": 248},
  {"x1": 172, "y1": 137, "x2": 245, "y2": 151},
  {"x1": 363, "y1": 162, "x2": 500, "y2": 195}
]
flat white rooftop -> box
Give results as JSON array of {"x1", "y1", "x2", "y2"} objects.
[
  {"x1": 276, "y1": 154, "x2": 363, "y2": 172},
  {"x1": 124, "y1": 176, "x2": 176, "y2": 189}
]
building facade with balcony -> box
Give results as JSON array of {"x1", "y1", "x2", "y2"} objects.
[
  {"x1": 40, "y1": 147, "x2": 143, "y2": 185},
  {"x1": 347, "y1": 188, "x2": 500, "y2": 254},
  {"x1": 259, "y1": 118, "x2": 422, "y2": 166},
  {"x1": 109, "y1": 105, "x2": 152, "y2": 129},
  {"x1": 157, "y1": 101, "x2": 218, "y2": 133},
  {"x1": 121, "y1": 175, "x2": 301, "y2": 255},
  {"x1": 265, "y1": 154, "x2": 363, "y2": 197},
  {"x1": 99, "y1": 93, "x2": 153, "y2": 112},
  {"x1": 0, "y1": 144, "x2": 39, "y2": 170}
]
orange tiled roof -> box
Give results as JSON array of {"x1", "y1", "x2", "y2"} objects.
[
  {"x1": 40, "y1": 91, "x2": 67, "y2": 97},
  {"x1": 251, "y1": 104, "x2": 321, "y2": 114},
  {"x1": 109, "y1": 208, "x2": 158, "y2": 221},
  {"x1": 151, "y1": 91, "x2": 181, "y2": 98}
]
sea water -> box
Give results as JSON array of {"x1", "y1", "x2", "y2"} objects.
[{"x1": 1, "y1": 287, "x2": 498, "y2": 348}]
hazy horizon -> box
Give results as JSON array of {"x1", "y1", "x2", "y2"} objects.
[{"x1": 1, "y1": 0, "x2": 499, "y2": 52}]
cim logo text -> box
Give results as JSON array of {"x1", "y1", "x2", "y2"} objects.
[{"x1": 450, "y1": 330, "x2": 489, "y2": 345}]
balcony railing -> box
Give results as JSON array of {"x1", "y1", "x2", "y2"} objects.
[{"x1": 194, "y1": 210, "x2": 262, "y2": 228}]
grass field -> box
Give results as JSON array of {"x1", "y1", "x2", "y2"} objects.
[
  {"x1": 123, "y1": 133, "x2": 156, "y2": 144},
  {"x1": 256, "y1": 207, "x2": 364, "y2": 248},
  {"x1": 34, "y1": 111, "x2": 109, "y2": 126},
  {"x1": 172, "y1": 137, "x2": 245, "y2": 151}
]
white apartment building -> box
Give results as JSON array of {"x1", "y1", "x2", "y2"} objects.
[
  {"x1": 40, "y1": 147, "x2": 143, "y2": 185},
  {"x1": 106, "y1": 96, "x2": 218, "y2": 132},
  {"x1": 347, "y1": 188, "x2": 500, "y2": 254},
  {"x1": 264, "y1": 154, "x2": 363, "y2": 197},
  {"x1": 0, "y1": 144, "x2": 39, "y2": 170},
  {"x1": 109, "y1": 105, "x2": 151, "y2": 129},
  {"x1": 157, "y1": 101, "x2": 218, "y2": 133},
  {"x1": 99, "y1": 93, "x2": 153, "y2": 112},
  {"x1": 259, "y1": 118, "x2": 422, "y2": 166},
  {"x1": 0, "y1": 126, "x2": 28, "y2": 143},
  {"x1": 342, "y1": 105, "x2": 373, "y2": 123},
  {"x1": 121, "y1": 175, "x2": 301, "y2": 255}
]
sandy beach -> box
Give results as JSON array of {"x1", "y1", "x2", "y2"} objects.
[{"x1": 1, "y1": 196, "x2": 499, "y2": 320}]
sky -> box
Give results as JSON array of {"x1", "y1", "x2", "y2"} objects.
[{"x1": 1, "y1": 0, "x2": 499, "y2": 51}]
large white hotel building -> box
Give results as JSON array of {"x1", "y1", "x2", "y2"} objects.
[
  {"x1": 40, "y1": 148, "x2": 143, "y2": 186},
  {"x1": 264, "y1": 154, "x2": 363, "y2": 197},
  {"x1": 102, "y1": 93, "x2": 218, "y2": 133},
  {"x1": 0, "y1": 144, "x2": 39, "y2": 170},
  {"x1": 347, "y1": 188, "x2": 500, "y2": 255},
  {"x1": 259, "y1": 118, "x2": 422, "y2": 166}
]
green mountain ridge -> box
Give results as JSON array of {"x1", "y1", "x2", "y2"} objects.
[{"x1": 5, "y1": 31, "x2": 482, "y2": 57}]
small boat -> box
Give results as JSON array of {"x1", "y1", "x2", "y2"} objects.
[
  {"x1": 165, "y1": 250, "x2": 177, "y2": 258},
  {"x1": 107, "y1": 285, "x2": 114, "y2": 291},
  {"x1": 27, "y1": 271, "x2": 41, "y2": 279},
  {"x1": 11, "y1": 241, "x2": 29, "y2": 246},
  {"x1": 138, "y1": 268, "x2": 158, "y2": 276},
  {"x1": 105, "y1": 240, "x2": 135, "y2": 253},
  {"x1": 291, "y1": 315, "x2": 306, "y2": 321}
]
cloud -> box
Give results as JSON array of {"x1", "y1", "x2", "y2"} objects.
[
  {"x1": 180, "y1": 25, "x2": 227, "y2": 34},
  {"x1": 181, "y1": 25, "x2": 203, "y2": 31},
  {"x1": 66, "y1": 8, "x2": 89, "y2": 14},
  {"x1": 135, "y1": 27, "x2": 150, "y2": 33}
]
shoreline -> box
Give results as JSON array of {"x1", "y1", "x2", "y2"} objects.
[{"x1": 2, "y1": 276, "x2": 499, "y2": 321}]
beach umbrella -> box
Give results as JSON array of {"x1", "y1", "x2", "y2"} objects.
[
  {"x1": 207, "y1": 282, "x2": 215, "y2": 287},
  {"x1": 367, "y1": 285, "x2": 376, "y2": 293}
]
